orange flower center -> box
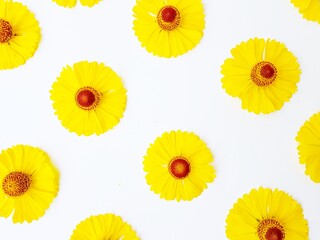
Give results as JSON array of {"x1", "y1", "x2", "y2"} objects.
[
  {"x1": 75, "y1": 86, "x2": 101, "y2": 110},
  {"x1": 258, "y1": 219, "x2": 285, "y2": 240},
  {"x1": 0, "y1": 19, "x2": 13, "y2": 43},
  {"x1": 157, "y1": 6, "x2": 181, "y2": 31},
  {"x1": 168, "y1": 157, "x2": 190, "y2": 179},
  {"x1": 2, "y1": 172, "x2": 32, "y2": 197},
  {"x1": 251, "y1": 61, "x2": 277, "y2": 86}
]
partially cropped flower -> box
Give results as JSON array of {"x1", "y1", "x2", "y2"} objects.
[
  {"x1": 52, "y1": 0, "x2": 100, "y2": 8},
  {"x1": 296, "y1": 112, "x2": 320, "y2": 182},
  {"x1": 0, "y1": 0, "x2": 40, "y2": 70},
  {"x1": 0, "y1": 145, "x2": 59, "y2": 223},
  {"x1": 70, "y1": 214, "x2": 140, "y2": 240},
  {"x1": 291, "y1": 0, "x2": 320, "y2": 24},
  {"x1": 226, "y1": 187, "x2": 308, "y2": 240},
  {"x1": 133, "y1": 0, "x2": 205, "y2": 57}
]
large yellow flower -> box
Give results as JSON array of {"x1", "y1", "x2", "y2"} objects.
[
  {"x1": 291, "y1": 0, "x2": 320, "y2": 24},
  {"x1": 52, "y1": 0, "x2": 100, "y2": 8},
  {"x1": 0, "y1": 145, "x2": 59, "y2": 223},
  {"x1": 144, "y1": 130, "x2": 215, "y2": 201},
  {"x1": 70, "y1": 214, "x2": 140, "y2": 240},
  {"x1": 296, "y1": 112, "x2": 320, "y2": 183},
  {"x1": 226, "y1": 187, "x2": 309, "y2": 240},
  {"x1": 133, "y1": 0, "x2": 205, "y2": 58},
  {"x1": 0, "y1": 0, "x2": 40, "y2": 70},
  {"x1": 50, "y1": 61, "x2": 127, "y2": 136},
  {"x1": 221, "y1": 38, "x2": 301, "y2": 114}
]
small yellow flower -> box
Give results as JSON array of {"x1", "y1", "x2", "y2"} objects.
[
  {"x1": 291, "y1": 0, "x2": 320, "y2": 24},
  {"x1": 70, "y1": 214, "x2": 140, "y2": 240},
  {"x1": 0, "y1": 0, "x2": 40, "y2": 70},
  {"x1": 226, "y1": 187, "x2": 309, "y2": 240},
  {"x1": 144, "y1": 130, "x2": 215, "y2": 201},
  {"x1": 0, "y1": 145, "x2": 59, "y2": 223},
  {"x1": 133, "y1": 0, "x2": 205, "y2": 58},
  {"x1": 52, "y1": 0, "x2": 100, "y2": 8},
  {"x1": 221, "y1": 38, "x2": 301, "y2": 114},
  {"x1": 50, "y1": 61, "x2": 127, "y2": 136},
  {"x1": 296, "y1": 112, "x2": 320, "y2": 183}
]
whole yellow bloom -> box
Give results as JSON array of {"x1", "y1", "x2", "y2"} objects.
[
  {"x1": 226, "y1": 187, "x2": 309, "y2": 240},
  {"x1": 144, "y1": 130, "x2": 215, "y2": 201},
  {"x1": 50, "y1": 61, "x2": 127, "y2": 136},
  {"x1": 133, "y1": 0, "x2": 205, "y2": 58},
  {"x1": 221, "y1": 38, "x2": 301, "y2": 114},
  {"x1": 70, "y1": 214, "x2": 140, "y2": 240},
  {"x1": 0, "y1": 0, "x2": 40, "y2": 70},
  {"x1": 0, "y1": 145, "x2": 59, "y2": 223},
  {"x1": 296, "y1": 112, "x2": 320, "y2": 182}
]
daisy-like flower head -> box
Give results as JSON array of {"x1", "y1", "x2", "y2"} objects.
[
  {"x1": 296, "y1": 112, "x2": 320, "y2": 183},
  {"x1": 70, "y1": 213, "x2": 140, "y2": 240},
  {"x1": 52, "y1": 0, "x2": 100, "y2": 8},
  {"x1": 221, "y1": 38, "x2": 301, "y2": 114},
  {"x1": 0, "y1": 0, "x2": 40, "y2": 70},
  {"x1": 50, "y1": 61, "x2": 127, "y2": 136},
  {"x1": 0, "y1": 145, "x2": 59, "y2": 223},
  {"x1": 291, "y1": 0, "x2": 320, "y2": 24},
  {"x1": 226, "y1": 187, "x2": 309, "y2": 240},
  {"x1": 133, "y1": 0, "x2": 205, "y2": 58},
  {"x1": 144, "y1": 130, "x2": 215, "y2": 201}
]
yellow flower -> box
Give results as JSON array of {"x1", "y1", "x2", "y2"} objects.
[
  {"x1": 0, "y1": 0, "x2": 40, "y2": 70},
  {"x1": 291, "y1": 0, "x2": 320, "y2": 24},
  {"x1": 0, "y1": 145, "x2": 59, "y2": 223},
  {"x1": 226, "y1": 187, "x2": 309, "y2": 240},
  {"x1": 221, "y1": 38, "x2": 301, "y2": 114},
  {"x1": 50, "y1": 61, "x2": 127, "y2": 136},
  {"x1": 296, "y1": 112, "x2": 320, "y2": 183},
  {"x1": 52, "y1": 0, "x2": 100, "y2": 8},
  {"x1": 70, "y1": 214, "x2": 140, "y2": 240},
  {"x1": 133, "y1": 0, "x2": 205, "y2": 58},
  {"x1": 143, "y1": 130, "x2": 215, "y2": 201}
]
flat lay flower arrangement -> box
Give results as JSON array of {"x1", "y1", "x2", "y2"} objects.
[{"x1": 0, "y1": 0, "x2": 320, "y2": 239}]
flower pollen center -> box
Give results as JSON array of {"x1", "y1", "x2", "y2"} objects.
[
  {"x1": 157, "y1": 6, "x2": 180, "y2": 31},
  {"x1": 251, "y1": 61, "x2": 277, "y2": 86},
  {"x1": 162, "y1": 7, "x2": 177, "y2": 22},
  {"x1": 266, "y1": 227, "x2": 284, "y2": 240},
  {"x1": 261, "y1": 64, "x2": 275, "y2": 79},
  {"x1": 75, "y1": 87, "x2": 101, "y2": 110},
  {"x1": 258, "y1": 219, "x2": 285, "y2": 240},
  {"x1": 2, "y1": 172, "x2": 32, "y2": 197},
  {"x1": 0, "y1": 19, "x2": 13, "y2": 43},
  {"x1": 169, "y1": 157, "x2": 190, "y2": 179}
]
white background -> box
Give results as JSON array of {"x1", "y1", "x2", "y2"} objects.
[{"x1": 0, "y1": 0, "x2": 320, "y2": 239}]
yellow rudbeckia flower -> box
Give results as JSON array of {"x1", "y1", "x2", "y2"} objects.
[
  {"x1": 226, "y1": 187, "x2": 309, "y2": 240},
  {"x1": 296, "y1": 112, "x2": 320, "y2": 182},
  {"x1": 0, "y1": 0, "x2": 40, "y2": 70},
  {"x1": 0, "y1": 145, "x2": 59, "y2": 223},
  {"x1": 221, "y1": 38, "x2": 301, "y2": 114},
  {"x1": 144, "y1": 130, "x2": 215, "y2": 201},
  {"x1": 133, "y1": 0, "x2": 205, "y2": 58},
  {"x1": 50, "y1": 61, "x2": 127, "y2": 136},
  {"x1": 52, "y1": 0, "x2": 100, "y2": 8},
  {"x1": 291, "y1": 0, "x2": 320, "y2": 24},
  {"x1": 70, "y1": 214, "x2": 140, "y2": 240}
]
